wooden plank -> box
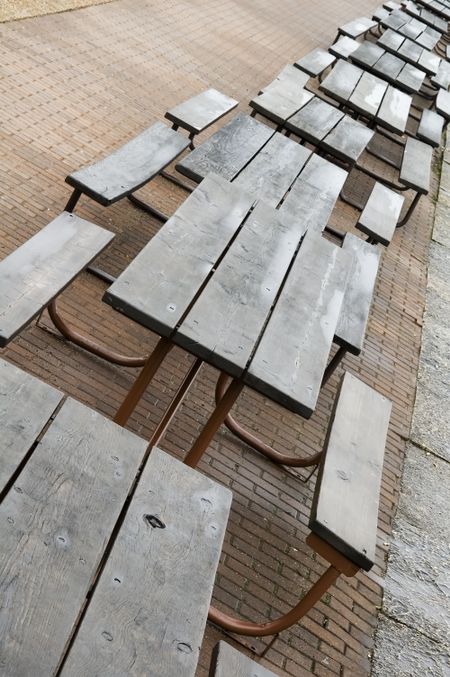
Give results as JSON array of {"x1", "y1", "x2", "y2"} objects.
[
  {"x1": 399, "y1": 17, "x2": 426, "y2": 39},
  {"x1": 377, "y1": 86, "x2": 412, "y2": 133},
  {"x1": 233, "y1": 132, "x2": 312, "y2": 207},
  {"x1": 246, "y1": 231, "x2": 352, "y2": 418},
  {"x1": 416, "y1": 26, "x2": 440, "y2": 49},
  {"x1": 328, "y1": 36, "x2": 360, "y2": 59},
  {"x1": 396, "y1": 62, "x2": 426, "y2": 93},
  {"x1": 0, "y1": 212, "x2": 114, "y2": 348},
  {"x1": 175, "y1": 202, "x2": 305, "y2": 377},
  {"x1": 320, "y1": 60, "x2": 363, "y2": 104},
  {"x1": 165, "y1": 88, "x2": 238, "y2": 134},
  {"x1": 0, "y1": 359, "x2": 63, "y2": 495},
  {"x1": 104, "y1": 174, "x2": 255, "y2": 336},
  {"x1": 357, "y1": 181, "x2": 404, "y2": 246},
  {"x1": 66, "y1": 122, "x2": 190, "y2": 205},
  {"x1": 400, "y1": 136, "x2": 432, "y2": 192},
  {"x1": 339, "y1": 16, "x2": 377, "y2": 38},
  {"x1": 210, "y1": 642, "x2": 278, "y2": 677},
  {"x1": 321, "y1": 115, "x2": 374, "y2": 164},
  {"x1": 431, "y1": 61, "x2": 450, "y2": 89},
  {"x1": 335, "y1": 233, "x2": 381, "y2": 354},
  {"x1": 372, "y1": 52, "x2": 404, "y2": 81},
  {"x1": 350, "y1": 41, "x2": 385, "y2": 68},
  {"x1": 280, "y1": 154, "x2": 348, "y2": 233},
  {"x1": 417, "y1": 48, "x2": 440, "y2": 74},
  {"x1": 285, "y1": 97, "x2": 344, "y2": 145},
  {"x1": 310, "y1": 372, "x2": 392, "y2": 571},
  {"x1": 436, "y1": 88, "x2": 450, "y2": 119},
  {"x1": 61, "y1": 448, "x2": 231, "y2": 677},
  {"x1": 250, "y1": 84, "x2": 314, "y2": 125},
  {"x1": 398, "y1": 38, "x2": 422, "y2": 63},
  {"x1": 349, "y1": 72, "x2": 388, "y2": 117},
  {"x1": 261, "y1": 64, "x2": 310, "y2": 93},
  {"x1": 377, "y1": 28, "x2": 405, "y2": 51},
  {"x1": 417, "y1": 109, "x2": 445, "y2": 147},
  {"x1": 0, "y1": 398, "x2": 148, "y2": 676},
  {"x1": 295, "y1": 48, "x2": 336, "y2": 77},
  {"x1": 382, "y1": 9, "x2": 410, "y2": 29},
  {"x1": 176, "y1": 113, "x2": 274, "y2": 183}
]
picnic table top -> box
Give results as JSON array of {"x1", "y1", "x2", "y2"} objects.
[
  {"x1": 105, "y1": 173, "x2": 352, "y2": 419},
  {"x1": 377, "y1": 28, "x2": 441, "y2": 74},
  {"x1": 0, "y1": 358, "x2": 231, "y2": 676},
  {"x1": 381, "y1": 8, "x2": 442, "y2": 48}
]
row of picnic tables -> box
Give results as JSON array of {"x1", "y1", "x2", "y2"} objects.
[{"x1": 1, "y1": 0, "x2": 449, "y2": 674}]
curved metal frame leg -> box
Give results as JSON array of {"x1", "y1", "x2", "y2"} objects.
[
  {"x1": 396, "y1": 191, "x2": 422, "y2": 227},
  {"x1": 47, "y1": 299, "x2": 148, "y2": 367},
  {"x1": 214, "y1": 374, "x2": 323, "y2": 468}
]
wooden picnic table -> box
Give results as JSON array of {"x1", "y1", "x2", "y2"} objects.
[
  {"x1": 0, "y1": 357, "x2": 231, "y2": 677},
  {"x1": 104, "y1": 173, "x2": 353, "y2": 467}
]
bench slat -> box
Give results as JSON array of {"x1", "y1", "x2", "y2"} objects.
[
  {"x1": 233, "y1": 132, "x2": 312, "y2": 207},
  {"x1": 295, "y1": 48, "x2": 336, "y2": 77},
  {"x1": 175, "y1": 203, "x2": 305, "y2": 377},
  {"x1": 349, "y1": 72, "x2": 388, "y2": 117},
  {"x1": 0, "y1": 398, "x2": 148, "y2": 676},
  {"x1": 417, "y1": 109, "x2": 445, "y2": 147},
  {"x1": 310, "y1": 372, "x2": 391, "y2": 571},
  {"x1": 321, "y1": 115, "x2": 374, "y2": 163},
  {"x1": 396, "y1": 62, "x2": 426, "y2": 93},
  {"x1": 0, "y1": 212, "x2": 114, "y2": 347},
  {"x1": 329, "y1": 36, "x2": 360, "y2": 59},
  {"x1": 176, "y1": 113, "x2": 274, "y2": 182},
  {"x1": 104, "y1": 173, "x2": 255, "y2": 336},
  {"x1": 165, "y1": 88, "x2": 238, "y2": 134},
  {"x1": 339, "y1": 17, "x2": 377, "y2": 38},
  {"x1": 335, "y1": 234, "x2": 381, "y2": 354},
  {"x1": 66, "y1": 122, "x2": 189, "y2": 205},
  {"x1": 262, "y1": 64, "x2": 310, "y2": 93},
  {"x1": 357, "y1": 182, "x2": 404, "y2": 246},
  {"x1": 320, "y1": 60, "x2": 363, "y2": 104},
  {"x1": 400, "y1": 136, "x2": 432, "y2": 192},
  {"x1": 351, "y1": 41, "x2": 385, "y2": 68},
  {"x1": 286, "y1": 97, "x2": 344, "y2": 145},
  {"x1": 247, "y1": 231, "x2": 351, "y2": 418},
  {"x1": 377, "y1": 86, "x2": 411, "y2": 133},
  {"x1": 250, "y1": 85, "x2": 314, "y2": 125},
  {"x1": 210, "y1": 642, "x2": 278, "y2": 677},
  {"x1": 61, "y1": 449, "x2": 231, "y2": 677},
  {"x1": 374, "y1": 52, "x2": 404, "y2": 80},
  {"x1": 0, "y1": 359, "x2": 63, "y2": 495},
  {"x1": 436, "y1": 89, "x2": 450, "y2": 120}
]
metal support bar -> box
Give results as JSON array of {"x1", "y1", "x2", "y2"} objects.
[
  {"x1": 127, "y1": 193, "x2": 169, "y2": 222},
  {"x1": 183, "y1": 379, "x2": 244, "y2": 468},
  {"x1": 160, "y1": 169, "x2": 194, "y2": 192},
  {"x1": 47, "y1": 299, "x2": 148, "y2": 367},
  {"x1": 188, "y1": 131, "x2": 196, "y2": 150},
  {"x1": 65, "y1": 189, "x2": 82, "y2": 213},
  {"x1": 113, "y1": 337, "x2": 174, "y2": 426},
  {"x1": 321, "y1": 345, "x2": 347, "y2": 386},
  {"x1": 85, "y1": 265, "x2": 116, "y2": 284},
  {"x1": 212, "y1": 373, "x2": 323, "y2": 468}
]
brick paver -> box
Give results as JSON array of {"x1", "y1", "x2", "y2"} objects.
[{"x1": 0, "y1": 1, "x2": 437, "y2": 674}]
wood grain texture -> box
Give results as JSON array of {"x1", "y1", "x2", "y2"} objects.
[
  {"x1": 320, "y1": 60, "x2": 363, "y2": 104},
  {"x1": 103, "y1": 173, "x2": 255, "y2": 336},
  {"x1": 175, "y1": 202, "x2": 305, "y2": 377},
  {"x1": 233, "y1": 132, "x2": 312, "y2": 207},
  {"x1": 176, "y1": 113, "x2": 274, "y2": 182},
  {"x1": 246, "y1": 231, "x2": 352, "y2": 418},
  {"x1": 310, "y1": 372, "x2": 392, "y2": 571},
  {"x1": 286, "y1": 97, "x2": 344, "y2": 145},
  {"x1": 400, "y1": 136, "x2": 432, "y2": 192},
  {"x1": 321, "y1": 115, "x2": 374, "y2": 164},
  {"x1": 0, "y1": 359, "x2": 63, "y2": 494},
  {"x1": 165, "y1": 88, "x2": 238, "y2": 133},
  {"x1": 335, "y1": 233, "x2": 381, "y2": 354},
  {"x1": 0, "y1": 398, "x2": 148, "y2": 676},
  {"x1": 66, "y1": 122, "x2": 190, "y2": 204},
  {"x1": 357, "y1": 181, "x2": 404, "y2": 245},
  {"x1": 376, "y1": 86, "x2": 411, "y2": 133},
  {"x1": 0, "y1": 212, "x2": 114, "y2": 347},
  {"x1": 279, "y1": 154, "x2": 348, "y2": 235},
  {"x1": 61, "y1": 448, "x2": 232, "y2": 677},
  {"x1": 210, "y1": 642, "x2": 278, "y2": 677}
]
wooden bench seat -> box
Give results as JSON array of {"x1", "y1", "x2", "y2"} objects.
[
  {"x1": 417, "y1": 108, "x2": 445, "y2": 147},
  {"x1": 357, "y1": 182, "x2": 404, "y2": 245},
  {"x1": 250, "y1": 84, "x2": 314, "y2": 125},
  {"x1": 336, "y1": 16, "x2": 378, "y2": 40},
  {"x1": 0, "y1": 212, "x2": 114, "y2": 347},
  {"x1": 329, "y1": 36, "x2": 360, "y2": 59},
  {"x1": 399, "y1": 136, "x2": 433, "y2": 193},
  {"x1": 210, "y1": 642, "x2": 278, "y2": 676},
  {"x1": 436, "y1": 88, "x2": 450, "y2": 119},
  {"x1": 261, "y1": 64, "x2": 310, "y2": 93},
  {"x1": 294, "y1": 48, "x2": 336, "y2": 77},
  {"x1": 348, "y1": 41, "x2": 426, "y2": 94}
]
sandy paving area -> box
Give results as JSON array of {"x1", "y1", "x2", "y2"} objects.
[{"x1": 0, "y1": 0, "x2": 113, "y2": 22}]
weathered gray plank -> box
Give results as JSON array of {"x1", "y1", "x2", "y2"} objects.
[
  {"x1": 399, "y1": 16, "x2": 426, "y2": 39},
  {"x1": 176, "y1": 113, "x2": 274, "y2": 183},
  {"x1": 431, "y1": 60, "x2": 450, "y2": 89},
  {"x1": 320, "y1": 60, "x2": 363, "y2": 104},
  {"x1": 382, "y1": 9, "x2": 410, "y2": 29},
  {"x1": 61, "y1": 448, "x2": 232, "y2": 677},
  {"x1": 165, "y1": 88, "x2": 238, "y2": 134},
  {"x1": 0, "y1": 359, "x2": 63, "y2": 495},
  {"x1": 246, "y1": 231, "x2": 352, "y2": 418},
  {"x1": 417, "y1": 48, "x2": 440, "y2": 73},
  {"x1": 280, "y1": 154, "x2": 348, "y2": 233},
  {"x1": 104, "y1": 173, "x2": 255, "y2": 336},
  {"x1": 250, "y1": 84, "x2": 314, "y2": 125},
  {"x1": 378, "y1": 28, "x2": 405, "y2": 52},
  {"x1": 398, "y1": 38, "x2": 422, "y2": 63},
  {"x1": 417, "y1": 109, "x2": 445, "y2": 147},
  {"x1": 351, "y1": 41, "x2": 385, "y2": 68},
  {"x1": 310, "y1": 372, "x2": 392, "y2": 571},
  {"x1": 321, "y1": 115, "x2": 374, "y2": 164},
  {"x1": 0, "y1": 212, "x2": 114, "y2": 347},
  {"x1": 436, "y1": 88, "x2": 450, "y2": 119},
  {"x1": 66, "y1": 122, "x2": 190, "y2": 205},
  {"x1": 329, "y1": 36, "x2": 360, "y2": 59},
  {"x1": 286, "y1": 97, "x2": 344, "y2": 145},
  {"x1": 261, "y1": 64, "x2": 310, "y2": 93},
  {"x1": 373, "y1": 52, "x2": 404, "y2": 81},
  {"x1": 0, "y1": 397, "x2": 148, "y2": 677},
  {"x1": 349, "y1": 72, "x2": 388, "y2": 117},
  {"x1": 357, "y1": 181, "x2": 404, "y2": 246},
  {"x1": 377, "y1": 86, "x2": 411, "y2": 133},
  {"x1": 373, "y1": 6, "x2": 390, "y2": 21},
  {"x1": 400, "y1": 136, "x2": 432, "y2": 192},
  {"x1": 295, "y1": 48, "x2": 336, "y2": 77},
  {"x1": 396, "y1": 62, "x2": 426, "y2": 93},
  {"x1": 175, "y1": 202, "x2": 305, "y2": 377},
  {"x1": 233, "y1": 132, "x2": 312, "y2": 207},
  {"x1": 416, "y1": 26, "x2": 440, "y2": 50},
  {"x1": 210, "y1": 642, "x2": 278, "y2": 677},
  {"x1": 335, "y1": 233, "x2": 381, "y2": 353},
  {"x1": 339, "y1": 16, "x2": 377, "y2": 38}
]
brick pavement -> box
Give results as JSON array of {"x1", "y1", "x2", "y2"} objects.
[{"x1": 0, "y1": 1, "x2": 438, "y2": 674}]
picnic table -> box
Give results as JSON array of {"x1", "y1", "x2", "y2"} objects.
[
  {"x1": 104, "y1": 172, "x2": 354, "y2": 468},
  {"x1": 378, "y1": 28, "x2": 441, "y2": 73},
  {"x1": 380, "y1": 8, "x2": 442, "y2": 48}
]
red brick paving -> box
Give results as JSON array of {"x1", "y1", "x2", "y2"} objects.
[{"x1": 0, "y1": 0, "x2": 437, "y2": 674}]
